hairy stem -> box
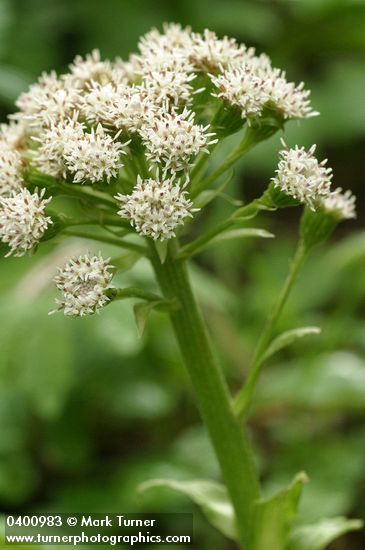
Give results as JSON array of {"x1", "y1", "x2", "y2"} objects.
[
  {"x1": 149, "y1": 239, "x2": 260, "y2": 548},
  {"x1": 233, "y1": 239, "x2": 308, "y2": 419}
]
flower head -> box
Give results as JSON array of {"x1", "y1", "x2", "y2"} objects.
[
  {"x1": 264, "y1": 71, "x2": 319, "y2": 119},
  {"x1": 0, "y1": 149, "x2": 24, "y2": 196},
  {"x1": 272, "y1": 142, "x2": 332, "y2": 210},
  {"x1": 321, "y1": 187, "x2": 356, "y2": 221},
  {"x1": 63, "y1": 124, "x2": 127, "y2": 183},
  {"x1": 69, "y1": 49, "x2": 112, "y2": 86},
  {"x1": 210, "y1": 65, "x2": 268, "y2": 119},
  {"x1": 14, "y1": 72, "x2": 81, "y2": 130},
  {"x1": 81, "y1": 83, "x2": 156, "y2": 132},
  {"x1": 0, "y1": 188, "x2": 52, "y2": 256},
  {"x1": 142, "y1": 65, "x2": 196, "y2": 106},
  {"x1": 191, "y1": 29, "x2": 248, "y2": 71},
  {"x1": 116, "y1": 175, "x2": 195, "y2": 240},
  {"x1": 138, "y1": 23, "x2": 193, "y2": 58},
  {"x1": 139, "y1": 108, "x2": 217, "y2": 174},
  {"x1": 53, "y1": 253, "x2": 113, "y2": 316},
  {"x1": 32, "y1": 117, "x2": 85, "y2": 178}
]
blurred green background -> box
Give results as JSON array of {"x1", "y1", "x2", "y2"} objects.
[{"x1": 0, "y1": 0, "x2": 365, "y2": 548}]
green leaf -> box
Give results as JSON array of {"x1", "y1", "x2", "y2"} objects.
[
  {"x1": 263, "y1": 327, "x2": 321, "y2": 363},
  {"x1": 138, "y1": 478, "x2": 237, "y2": 541},
  {"x1": 288, "y1": 516, "x2": 363, "y2": 550},
  {"x1": 249, "y1": 472, "x2": 308, "y2": 550},
  {"x1": 155, "y1": 240, "x2": 168, "y2": 263},
  {"x1": 193, "y1": 171, "x2": 234, "y2": 209},
  {"x1": 133, "y1": 301, "x2": 164, "y2": 337}
]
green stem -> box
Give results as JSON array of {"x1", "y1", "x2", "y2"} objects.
[
  {"x1": 63, "y1": 229, "x2": 147, "y2": 254},
  {"x1": 109, "y1": 287, "x2": 162, "y2": 302},
  {"x1": 57, "y1": 182, "x2": 116, "y2": 208},
  {"x1": 189, "y1": 104, "x2": 226, "y2": 185},
  {"x1": 28, "y1": 172, "x2": 117, "y2": 209},
  {"x1": 65, "y1": 215, "x2": 130, "y2": 229},
  {"x1": 233, "y1": 239, "x2": 308, "y2": 420},
  {"x1": 178, "y1": 197, "x2": 267, "y2": 260},
  {"x1": 178, "y1": 219, "x2": 232, "y2": 259},
  {"x1": 191, "y1": 125, "x2": 278, "y2": 199},
  {"x1": 149, "y1": 240, "x2": 260, "y2": 548}
]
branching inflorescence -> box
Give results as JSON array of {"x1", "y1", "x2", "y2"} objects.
[{"x1": 0, "y1": 23, "x2": 359, "y2": 548}]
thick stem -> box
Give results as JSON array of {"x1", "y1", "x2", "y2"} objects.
[
  {"x1": 233, "y1": 240, "x2": 308, "y2": 419},
  {"x1": 150, "y1": 240, "x2": 260, "y2": 548}
]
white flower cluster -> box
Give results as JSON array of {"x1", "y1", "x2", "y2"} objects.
[
  {"x1": 32, "y1": 118, "x2": 127, "y2": 183},
  {"x1": 272, "y1": 141, "x2": 356, "y2": 218},
  {"x1": 62, "y1": 124, "x2": 126, "y2": 184},
  {"x1": 272, "y1": 143, "x2": 332, "y2": 209},
  {"x1": 211, "y1": 62, "x2": 317, "y2": 121},
  {"x1": 0, "y1": 24, "x2": 355, "y2": 316},
  {"x1": 81, "y1": 82, "x2": 157, "y2": 132},
  {"x1": 116, "y1": 175, "x2": 195, "y2": 240},
  {"x1": 139, "y1": 109, "x2": 217, "y2": 174},
  {"x1": 0, "y1": 188, "x2": 52, "y2": 256},
  {"x1": 210, "y1": 65, "x2": 268, "y2": 119},
  {"x1": 52, "y1": 253, "x2": 113, "y2": 316},
  {"x1": 7, "y1": 24, "x2": 317, "y2": 188}
]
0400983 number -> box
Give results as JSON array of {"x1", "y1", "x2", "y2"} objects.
[{"x1": 6, "y1": 515, "x2": 62, "y2": 527}]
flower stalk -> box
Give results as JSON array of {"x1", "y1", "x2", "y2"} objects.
[
  {"x1": 233, "y1": 239, "x2": 308, "y2": 419},
  {"x1": 149, "y1": 239, "x2": 260, "y2": 548}
]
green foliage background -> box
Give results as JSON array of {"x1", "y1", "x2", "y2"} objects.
[{"x1": 0, "y1": 1, "x2": 364, "y2": 548}]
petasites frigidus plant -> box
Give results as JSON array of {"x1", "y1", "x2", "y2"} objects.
[{"x1": 0, "y1": 23, "x2": 361, "y2": 549}]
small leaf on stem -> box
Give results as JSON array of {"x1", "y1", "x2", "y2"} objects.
[
  {"x1": 133, "y1": 300, "x2": 165, "y2": 337},
  {"x1": 155, "y1": 240, "x2": 168, "y2": 264},
  {"x1": 263, "y1": 326, "x2": 321, "y2": 363},
  {"x1": 249, "y1": 472, "x2": 308, "y2": 550}
]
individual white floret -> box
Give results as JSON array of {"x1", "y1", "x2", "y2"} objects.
[
  {"x1": 272, "y1": 141, "x2": 332, "y2": 209},
  {"x1": 63, "y1": 124, "x2": 127, "y2": 183},
  {"x1": 52, "y1": 253, "x2": 113, "y2": 316},
  {"x1": 321, "y1": 188, "x2": 356, "y2": 220},
  {"x1": 116, "y1": 175, "x2": 195, "y2": 240},
  {"x1": 139, "y1": 108, "x2": 217, "y2": 174},
  {"x1": 0, "y1": 149, "x2": 24, "y2": 196},
  {"x1": 0, "y1": 188, "x2": 52, "y2": 256}
]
